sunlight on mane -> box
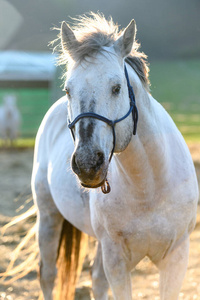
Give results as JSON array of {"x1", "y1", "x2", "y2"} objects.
[{"x1": 50, "y1": 12, "x2": 150, "y2": 90}]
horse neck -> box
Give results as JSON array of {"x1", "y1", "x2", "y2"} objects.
[{"x1": 113, "y1": 70, "x2": 167, "y2": 197}]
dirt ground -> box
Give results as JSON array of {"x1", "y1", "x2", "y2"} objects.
[{"x1": 0, "y1": 144, "x2": 200, "y2": 300}]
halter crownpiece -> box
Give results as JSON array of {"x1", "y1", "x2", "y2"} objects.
[{"x1": 68, "y1": 64, "x2": 138, "y2": 193}]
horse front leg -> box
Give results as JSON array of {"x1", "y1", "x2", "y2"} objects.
[
  {"x1": 38, "y1": 208, "x2": 63, "y2": 300},
  {"x1": 92, "y1": 242, "x2": 109, "y2": 300},
  {"x1": 157, "y1": 237, "x2": 190, "y2": 300},
  {"x1": 101, "y1": 238, "x2": 132, "y2": 300},
  {"x1": 33, "y1": 168, "x2": 64, "y2": 299}
]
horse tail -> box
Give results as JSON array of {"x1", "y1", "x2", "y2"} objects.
[{"x1": 55, "y1": 219, "x2": 88, "y2": 300}]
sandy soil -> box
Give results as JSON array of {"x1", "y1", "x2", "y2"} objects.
[{"x1": 0, "y1": 144, "x2": 199, "y2": 300}]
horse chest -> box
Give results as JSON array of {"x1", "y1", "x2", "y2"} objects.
[{"x1": 92, "y1": 194, "x2": 189, "y2": 263}]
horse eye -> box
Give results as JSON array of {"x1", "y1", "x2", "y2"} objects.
[
  {"x1": 112, "y1": 84, "x2": 121, "y2": 95},
  {"x1": 65, "y1": 88, "x2": 71, "y2": 97}
]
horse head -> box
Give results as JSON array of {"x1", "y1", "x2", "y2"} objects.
[{"x1": 61, "y1": 19, "x2": 136, "y2": 189}]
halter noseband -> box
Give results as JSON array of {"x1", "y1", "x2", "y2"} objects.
[{"x1": 68, "y1": 64, "x2": 138, "y2": 193}]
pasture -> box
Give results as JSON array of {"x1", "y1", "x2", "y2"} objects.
[
  {"x1": 150, "y1": 59, "x2": 200, "y2": 141},
  {"x1": 0, "y1": 58, "x2": 199, "y2": 299},
  {"x1": 0, "y1": 89, "x2": 50, "y2": 138}
]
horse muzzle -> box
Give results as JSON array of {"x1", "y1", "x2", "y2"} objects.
[{"x1": 71, "y1": 149, "x2": 108, "y2": 188}]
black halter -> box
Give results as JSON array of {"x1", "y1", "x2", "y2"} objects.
[{"x1": 68, "y1": 64, "x2": 138, "y2": 192}]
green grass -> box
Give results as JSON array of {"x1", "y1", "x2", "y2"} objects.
[
  {"x1": 149, "y1": 59, "x2": 200, "y2": 141},
  {"x1": 0, "y1": 89, "x2": 51, "y2": 137},
  {"x1": 0, "y1": 138, "x2": 35, "y2": 148},
  {"x1": 13, "y1": 138, "x2": 35, "y2": 148}
]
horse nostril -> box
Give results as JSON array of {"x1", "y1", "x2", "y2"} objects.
[
  {"x1": 72, "y1": 154, "x2": 81, "y2": 175},
  {"x1": 96, "y1": 151, "x2": 104, "y2": 167},
  {"x1": 72, "y1": 150, "x2": 105, "y2": 177}
]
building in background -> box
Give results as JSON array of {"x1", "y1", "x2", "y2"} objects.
[{"x1": 0, "y1": 51, "x2": 56, "y2": 137}]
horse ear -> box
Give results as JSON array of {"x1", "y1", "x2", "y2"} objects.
[
  {"x1": 61, "y1": 21, "x2": 79, "y2": 59},
  {"x1": 114, "y1": 19, "x2": 136, "y2": 58}
]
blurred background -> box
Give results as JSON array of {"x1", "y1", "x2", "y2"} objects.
[{"x1": 0, "y1": 0, "x2": 200, "y2": 140}]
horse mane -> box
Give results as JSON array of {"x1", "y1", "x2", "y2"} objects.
[{"x1": 53, "y1": 12, "x2": 150, "y2": 90}]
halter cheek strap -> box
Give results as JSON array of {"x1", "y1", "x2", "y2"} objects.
[
  {"x1": 124, "y1": 65, "x2": 138, "y2": 135},
  {"x1": 68, "y1": 64, "x2": 138, "y2": 192}
]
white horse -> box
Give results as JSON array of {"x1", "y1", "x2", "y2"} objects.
[
  {"x1": 31, "y1": 14, "x2": 198, "y2": 300},
  {"x1": 0, "y1": 95, "x2": 21, "y2": 144}
]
